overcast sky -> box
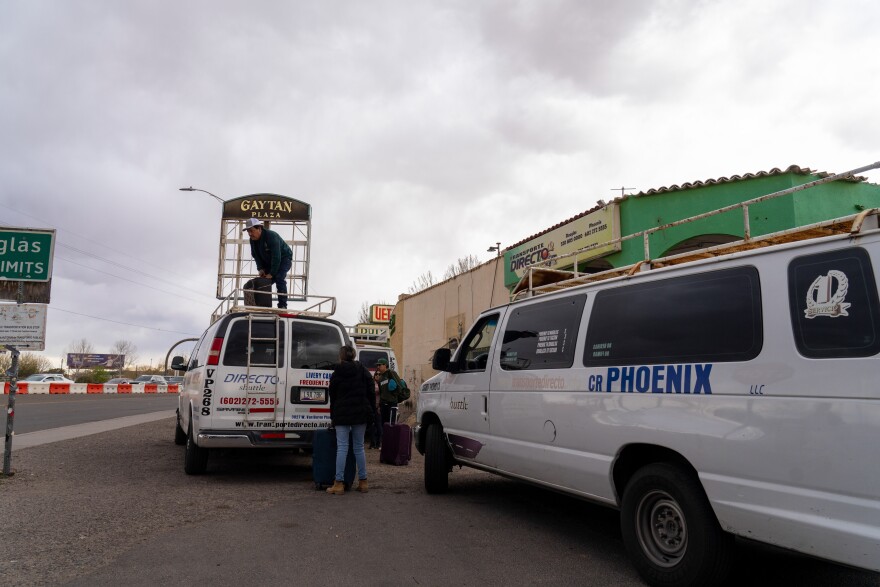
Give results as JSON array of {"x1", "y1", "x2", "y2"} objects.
[{"x1": 1, "y1": 0, "x2": 879, "y2": 370}]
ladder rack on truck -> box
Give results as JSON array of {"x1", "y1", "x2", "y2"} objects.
[
  {"x1": 514, "y1": 160, "x2": 880, "y2": 299},
  {"x1": 211, "y1": 289, "x2": 337, "y2": 323}
]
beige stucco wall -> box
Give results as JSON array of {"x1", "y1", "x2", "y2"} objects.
[{"x1": 391, "y1": 257, "x2": 509, "y2": 391}]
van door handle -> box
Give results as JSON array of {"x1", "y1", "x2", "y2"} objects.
[{"x1": 483, "y1": 394, "x2": 488, "y2": 418}]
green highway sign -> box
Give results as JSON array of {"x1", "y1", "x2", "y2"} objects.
[{"x1": 0, "y1": 228, "x2": 55, "y2": 282}]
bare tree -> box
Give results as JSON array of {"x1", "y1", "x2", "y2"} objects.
[
  {"x1": 357, "y1": 301, "x2": 371, "y2": 324},
  {"x1": 443, "y1": 254, "x2": 482, "y2": 280},
  {"x1": 407, "y1": 270, "x2": 435, "y2": 294},
  {"x1": 110, "y1": 340, "x2": 139, "y2": 369},
  {"x1": 68, "y1": 338, "x2": 94, "y2": 356},
  {"x1": 66, "y1": 338, "x2": 94, "y2": 374},
  {"x1": 0, "y1": 352, "x2": 53, "y2": 378}
]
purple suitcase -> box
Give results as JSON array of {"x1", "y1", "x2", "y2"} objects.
[{"x1": 380, "y1": 407, "x2": 412, "y2": 466}]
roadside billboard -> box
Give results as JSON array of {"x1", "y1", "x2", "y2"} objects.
[
  {"x1": 504, "y1": 204, "x2": 621, "y2": 287},
  {"x1": 66, "y1": 354, "x2": 125, "y2": 369}
]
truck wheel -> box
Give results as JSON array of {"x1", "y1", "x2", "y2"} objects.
[
  {"x1": 174, "y1": 411, "x2": 187, "y2": 446},
  {"x1": 424, "y1": 423, "x2": 449, "y2": 494},
  {"x1": 620, "y1": 463, "x2": 732, "y2": 587},
  {"x1": 184, "y1": 415, "x2": 209, "y2": 475}
]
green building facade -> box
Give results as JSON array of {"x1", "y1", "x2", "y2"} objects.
[{"x1": 505, "y1": 165, "x2": 880, "y2": 288}]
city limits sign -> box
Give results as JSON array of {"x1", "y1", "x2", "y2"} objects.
[{"x1": 0, "y1": 227, "x2": 55, "y2": 282}]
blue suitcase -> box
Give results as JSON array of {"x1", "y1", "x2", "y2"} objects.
[{"x1": 312, "y1": 427, "x2": 356, "y2": 490}]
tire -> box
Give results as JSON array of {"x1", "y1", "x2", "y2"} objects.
[
  {"x1": 184, "y1": 415, "x2": 209, "y2": 475},
  {"x1": 620, "y1": 463, "x2": 733, "y2": 587},
  {"x1": 174, "y1": 411, "x2": 187, "y2": 446},
  {"x1": 424, "y1": 423, "x2": 449, "y2": 494}
]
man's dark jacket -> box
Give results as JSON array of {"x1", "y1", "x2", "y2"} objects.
[
  {"x1": 328, "y1": 361, "x2": 376, "y2": 426},
  {"x1": 249, "y1": 228, "x2": 293, "y2": 277}
]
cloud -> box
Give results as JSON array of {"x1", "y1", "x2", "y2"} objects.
[{"x1": 1, "y1": 0, "x2": 879, "y2": 366}]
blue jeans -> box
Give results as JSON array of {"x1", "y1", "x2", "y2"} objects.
[
  {"x1": 273, "y1": 257, "x2": 292, "y2": 308},
  {"x1": 335, "y1": 423, "x2": 367, "y2": 481}
]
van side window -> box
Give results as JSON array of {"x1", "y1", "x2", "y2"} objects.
[
  {"x1": 501, "y1": 295, "x2": 587, "y2": 371},
  {"x1": 788, "y1": 247, "x2": 880, "y2": 358},
  {"x1": 189, "y1": 331, "x2": 210, "y2": 369},
  {"x1": 584, "y1": 266, "x2": 763, "y2": 366},
  {"x1": 457, "y1": 314, "x2": 499, "y2": 372},
  {"x1": 290, "y1": 321, "x2": 343, "y2": 369},
  {"x1": 223, "y1": 321, "x2": 286, "y2": 367}
]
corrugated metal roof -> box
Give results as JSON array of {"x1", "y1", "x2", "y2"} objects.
[{"x1": 508, "y1": 165, "x2": 868, "y2": 250}]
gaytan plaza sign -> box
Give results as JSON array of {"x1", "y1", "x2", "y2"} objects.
[{"x1": 222, "y1": 194, "x2": 311, "y2": 221}]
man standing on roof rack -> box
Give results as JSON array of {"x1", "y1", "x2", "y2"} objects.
[{"x1": 244, "y1": 218, "x2": 294, "y2": 309}]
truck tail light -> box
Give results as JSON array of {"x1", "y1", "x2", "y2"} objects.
[{"x1": 207, "y1": 337, "x2": 224, "y2": 366}]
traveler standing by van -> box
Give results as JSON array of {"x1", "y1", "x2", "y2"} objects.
[
  {"x1": 374, "y1": 358, "x2": 402, "y2": 426},
  {"x1": 326, "y1": 345, "x2": 374, "y2": 494},
  {"x1": 244, "y1": 218, "x2": 293, "y2": 309}
]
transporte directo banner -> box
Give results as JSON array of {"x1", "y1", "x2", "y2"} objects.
[{"x1": 504, "y1": 204, "x2": 621, "y2": 287}]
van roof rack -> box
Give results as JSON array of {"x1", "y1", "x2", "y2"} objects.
[
  {"x1": 514, "y1": 159, "x2": 880, "y2": 299},
  {"x1": 211, "y1": 289, "x2": 337, "y2": 323}
]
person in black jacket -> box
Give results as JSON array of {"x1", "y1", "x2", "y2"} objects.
[
  {"x1": 243, "y1": 218, "x2": 294, "y2": 309},
  {"x1": 326, "y1": 345, "x2": 375, "y2": 494}
]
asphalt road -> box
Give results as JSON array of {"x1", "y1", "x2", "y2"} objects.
[
  {"x1": 4, "y1": 393, "x2": 178, "y2": 433},
  {"x1": 0, "y1": 408, "x2": 876, "y2": 586}
]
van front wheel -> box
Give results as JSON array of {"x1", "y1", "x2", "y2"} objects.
[
  {"x1": 184, "y1": 416, "x2": 209, "y2": 475},
  {"x1": 620, "y1": 463, "x2": 732, "y2": 587},
  {"x1": 424, "y1": 424, "x2": 449, "y2": 494}
]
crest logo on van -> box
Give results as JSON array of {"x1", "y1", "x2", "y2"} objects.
[{"x1": 805, "y1": 270, "x2": 851, "y2": 319}]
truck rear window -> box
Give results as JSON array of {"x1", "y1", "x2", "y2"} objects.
[
  {"x1": 290, "y1": 321, "x2": 343, "y2": 370},
  {"x1": 224, "y1": 320, "x2": 285, "y2": 367}
]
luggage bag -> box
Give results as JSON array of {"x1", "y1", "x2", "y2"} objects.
[
  {"x1": 312, "y1": 427, "x2": 357, "y2": 490},
  {"x1": 243, "y1": 277, "x2": 273, "y2": 308},
  {"x1": 380, "y1": 407, "x2": 412, "y2": 466}
]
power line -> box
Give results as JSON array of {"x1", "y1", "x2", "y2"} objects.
[
  {"x1": 0, "y1": 205, "x2": 196, "y2": 283},
  {"x1": 56, "y1": 243, "x2": 214, "y2": 300},
  {"x1": 49, "y1": 306, "x2": 199, "y2": 336},
  {"x1": 55, "y1": 254, "x2": 216, "y2": 307}
]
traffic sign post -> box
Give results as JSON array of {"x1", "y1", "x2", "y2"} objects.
[
  {"x1": 0, "y1": 227, "x2": 55, "y2": 476},
  {"x1": 3, "y1": 346, "x2": 19, "y2": 476}
]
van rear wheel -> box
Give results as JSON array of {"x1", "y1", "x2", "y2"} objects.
[
  {"x1": 424, "y1": 423, "x2": 449, "y2": 494},
  {"x1": 184, "y1": 416, "x2": 209, "y2": 475},
  {"x1": 620, "y1": 463, "x2": 732, "y2": 587}
]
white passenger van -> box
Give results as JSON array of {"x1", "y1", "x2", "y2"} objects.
[
  {"x1": 416, "y1": 210, "x2": 880, "y2": 585},
  {"x1": 355, "y1": 344, "x2": 398, "y2": 374},
  {"x1": 171, "y1": 295, "x2": 347, "y2": 475}
]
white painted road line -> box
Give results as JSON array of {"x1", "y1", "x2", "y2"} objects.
[{"x1": 1, "y1": 410, "x2": 175, "y2": 451}]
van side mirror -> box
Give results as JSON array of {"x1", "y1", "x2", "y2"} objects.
[
  {"x1": 170, "y1": 356, "x2": 188, "y2": 372},
  {"x1": 432, "y1": 348, "x2": 452, "y2": 371}
]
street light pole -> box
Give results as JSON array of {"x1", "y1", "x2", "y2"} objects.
[{"x1": 179, "y1": 186, "x2": 225, "y2": 204}]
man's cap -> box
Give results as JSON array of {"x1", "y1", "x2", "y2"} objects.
[
  {"x1": 376, "y1": 358, "x2": 388, "y2": 366},
  {"x1": 243, "y1": 218, "x2": 263, "y2": 231}
]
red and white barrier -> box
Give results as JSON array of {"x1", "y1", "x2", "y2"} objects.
[{"x1": 3, "y1": 382, "x2": 179, "y2": 394}]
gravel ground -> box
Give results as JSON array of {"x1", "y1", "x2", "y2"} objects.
[
  {"x1": 2, "y1": 413, "x2": 877, "y2": 587},
  {"x1": 0, "y1": 414, "x2": 443, "y2": 586}
]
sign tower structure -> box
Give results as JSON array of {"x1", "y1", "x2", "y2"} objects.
[{"x1": 216, "y1": 194, "x2": 312, "y2": 307}]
